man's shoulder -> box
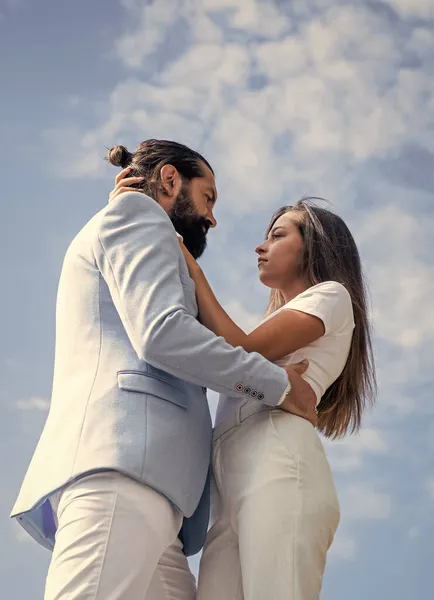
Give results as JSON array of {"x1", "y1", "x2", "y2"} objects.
[
  {"x1": 102, "y1": 191, "x2": 168, "y2": 221},
  {"x1": 91, "y1": 191, "x2": 177, "y2": 257}
]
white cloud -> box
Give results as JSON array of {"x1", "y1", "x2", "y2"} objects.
[
  {"x1": 407, "y1": 526, "x2": 420, "y2": 540},
  {"x1": 208, "y1": 107, "x2": 283, "y2": 210},
  {"x1": 408, "y1": 25, "x2": 434, "y2": 57},
  {"x1": 328, "y1": 530, "x2": 357, "y2": 562},
  {"x1": 382, "y1": 0, "x2": 434, "y2": 20},
  {"x1": 119, "y1": 0, "x2": 143, "y2": 10},
  {"x1": 46, "y1": 0, "x2": 434, "y2": 212},
  {"x1": 39, "y1": 4, "x2": 434, "y2": 489},
  {"x1": 64, "y1": 95, "x2": 82, "y2": 110},
  {"x1": 339, "y1": 483, "x2": 392, "y2": 520},
  {"x1": 161, "y1": 43, "x2": 250, "y2": 90},
  {"x1": 38, "y1": 0, "x2": 434, "y2": 432},
  {"x1": 12, "y1": 524, "x2": 32, "y2": 543},
  {"x1": 222, "y1": 299, "x2": 263, "y2": 333},
  {"x1": 355, "y1": 204, "x2": 434, "y2": 351},
  {"x1": 116, "y1": 2, "x2": 183, "y2": 68},
  {"x1": 41, "y1": 0, "x2": 434, "y2": 491},
  {"x1": 5, "y1": 0, "x2": 434, "y2": 593},
  {"x1": 325, "y1": 428, "x2": 388, "y2": 472},
  {"x1": 207, "y1": 390, "x2": 219, "y2": 423},
  {"x1": 45, "y1": 80, "x2": 206, "y2": 178},
  {"x1": 255, "y1": 36, "x2": 309, "y2": 79},
  {"x1": 16, "y1": 396, "x2": 50, "y2": 411},
  {"x1": 202, "y1": 0, "x2": 287, "y2": 37}
]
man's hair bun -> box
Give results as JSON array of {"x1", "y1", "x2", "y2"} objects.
[{"x1": 107, "y1": 145, "x2": 133, "y2": 168}]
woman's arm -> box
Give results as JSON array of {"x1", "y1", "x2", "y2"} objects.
[{"x1": 180, "y1": 241, "x2": 325, "y2": 363}]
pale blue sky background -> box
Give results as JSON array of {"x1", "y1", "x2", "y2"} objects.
[{"x1": 1, "y1": 0, "x2": 434, "y2": 598}]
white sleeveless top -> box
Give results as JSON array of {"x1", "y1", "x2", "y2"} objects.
[{"x1": 215, "y1": 281, "x2": 355, "y2": 426}]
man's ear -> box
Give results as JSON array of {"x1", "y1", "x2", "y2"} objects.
[{"x1": 160, "y1": 164, "x2": 182, "y2": 198}]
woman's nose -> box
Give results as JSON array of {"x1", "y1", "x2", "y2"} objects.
[{"x1": 255, "y1": 242, "x2": 266, "y2": 255}]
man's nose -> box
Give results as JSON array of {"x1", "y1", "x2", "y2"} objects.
[{"x1": 207, "y1": 210, "x2": 217, "y2": 229}]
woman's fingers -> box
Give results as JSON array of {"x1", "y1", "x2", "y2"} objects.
[
  {"x1": 109, "y1": 185, "x2": 143, "y2": 202},
  {"x1": 114, "y1": 166, "x2": 131, "y2": 186},
  {"x1": 114, "y1": 176, "x2": 143, "y2": 190},
  {"x1": 109, "y1": 176, "x2": 144, "y2": 203}
]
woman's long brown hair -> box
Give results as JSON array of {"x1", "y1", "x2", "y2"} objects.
[{"x1": 266, "y1": 199, "x2": 376, "y2": 439}]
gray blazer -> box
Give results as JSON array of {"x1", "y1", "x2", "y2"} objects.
[{"x1": 11, "y1": 192, "x2": 288, "y2": 555}]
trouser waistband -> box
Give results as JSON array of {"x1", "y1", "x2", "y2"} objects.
[{"x1": 213, "y1": 400, "x2": 270, "y2": 441}]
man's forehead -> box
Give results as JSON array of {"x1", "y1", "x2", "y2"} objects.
[{"x1": 201, "y1": 165, "x2": 217, "y2": 198}]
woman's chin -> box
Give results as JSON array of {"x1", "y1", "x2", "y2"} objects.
[{"x1": 258, "y1": 272, "x2": 274, "y2": 289}]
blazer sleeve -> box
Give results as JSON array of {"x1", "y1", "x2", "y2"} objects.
[{"x1": 93, "y1": 192, "x2": 288, "y2": 405}]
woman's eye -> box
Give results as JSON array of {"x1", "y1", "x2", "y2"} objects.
[{"x1": 272, "y1": 233, "x2": 283, "y2": 239}]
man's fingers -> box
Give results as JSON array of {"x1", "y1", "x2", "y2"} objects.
[
  {"x1": 280, "y1": 403, "x2": 317, "y2": 425},
  {"x1": 283, "y1": 404, "x2": 317, "y2": 427},
  {"x1": 114, "y1": 167, "x2": 131, "y2": 186},
  {"x1": 287, "y1": 359, "x2": 309, "y2": 376},
  {"x1": 308, "y1": 412, "x2": 318, "y2": 427}
]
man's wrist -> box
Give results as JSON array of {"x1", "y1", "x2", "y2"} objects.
[{"x1": 276, "y1": 378, "x2": 291, "y2": 406}]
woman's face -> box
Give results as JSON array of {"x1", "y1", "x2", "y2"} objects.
[{"x1": 255, "y1": 212, "x2": 305, "y2": 289}]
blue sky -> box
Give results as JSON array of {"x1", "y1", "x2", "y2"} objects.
[{"x1": 1, "y1": 0, "x2": 434, "y2": 598}]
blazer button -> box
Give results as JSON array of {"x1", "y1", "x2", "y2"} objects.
[
  {"x1": 257, "y1": 392, "x2": 265, "y2": 401},
  {"x1": 243, "y1": 386, "x2": 251, "y2": 396},
  {"x1": 235, "y1": 382, "x2": 244, "y2": 393},
  {"x1": 250, "y1": 389, "x2": 258, "y2": 398}
]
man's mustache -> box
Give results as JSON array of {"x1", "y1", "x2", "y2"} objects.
[{"x1": 201, "y1": 219, "x2": 210, "y2": 235}]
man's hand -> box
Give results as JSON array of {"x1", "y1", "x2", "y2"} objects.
[
  {"x1": 108, "y1": 167, "x2": 145, "y2": 203},
  {"x1": 281, "y1": 361, "x2": 318, "y2": 427}
]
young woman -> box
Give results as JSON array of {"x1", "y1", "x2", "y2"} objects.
[{"x1": 177, "y1": 200, "x2": 376, "y2": 600}]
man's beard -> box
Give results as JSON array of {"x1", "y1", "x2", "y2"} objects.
[{"x1": 169, "y1": 184, "x2": 209, "y2": 259}]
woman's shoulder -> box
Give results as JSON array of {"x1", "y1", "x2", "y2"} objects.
[
  {"x1": 287, "y1": 281, "x2": 352, "y2": 305},
  {"x1": 284, "y1": 280, "x2": 354, "y2": 334}
]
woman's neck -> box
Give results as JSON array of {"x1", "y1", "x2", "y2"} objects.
[{"x1": 280, "y1": 279, "x2": 311, "y2": 304}]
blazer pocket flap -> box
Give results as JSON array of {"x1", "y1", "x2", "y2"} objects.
[{"x1": 117, "y1": 372, "x2": 188, "y2": 409}]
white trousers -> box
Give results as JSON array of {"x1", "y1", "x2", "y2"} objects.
[
  {"x1": 45, "y1": 472, "x2": 196, "y2": 600},
  {"x1": 197, "y1": 410, "x2": 340, "y2": 600}
]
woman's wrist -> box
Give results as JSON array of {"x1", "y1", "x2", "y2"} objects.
[{"x1": 190, "y1": 262, "x2": 203, "y2": 278}]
